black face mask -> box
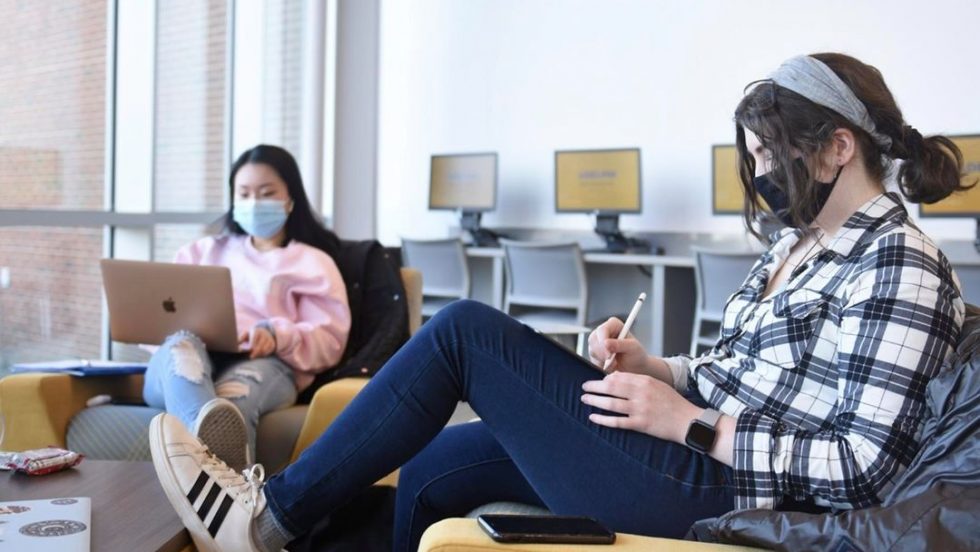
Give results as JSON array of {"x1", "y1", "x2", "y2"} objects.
[{"x1": 752, "y1": 159, "x2": 843, "y2": 227}]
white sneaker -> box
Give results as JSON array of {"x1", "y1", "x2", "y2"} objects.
[
  {"x1": 150, "y1": 412, "x2": 266, "y2": 552},
  {"x1": 192, "y1": 398, "x2": 250, "y2": 473}
]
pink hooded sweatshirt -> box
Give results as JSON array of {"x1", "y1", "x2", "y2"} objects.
[{"x1": 175, "y1": 234, "x2": 351, "y2": 391}]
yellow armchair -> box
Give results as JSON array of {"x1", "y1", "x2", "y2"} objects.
[
  {"x1": 419, "y1": 518, "x2": 762, "y2": 552},
  {"x1": 0, "y1": 371, "x2": 143, "y2": 451},
  {"x1": 291, "y1": 376, "x2": 398, "y2": 486},
  {"x1": 0, "y1": 266, "x2": 422, "y2": 477},
  {"x1": 0, "y1": 371, "x2": 394, "y2": 487}
]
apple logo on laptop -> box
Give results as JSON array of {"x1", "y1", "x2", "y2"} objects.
[{"x1": 163, "y1": 297, "x2": 176, "y2": 313}]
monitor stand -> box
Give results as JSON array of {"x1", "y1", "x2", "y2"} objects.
[
  {"x1": 593, "y1": 214, "x2": 655, "y2": 254},
  {"x1": 460, "y1": 210, "x2": 502, "y2": 247}
]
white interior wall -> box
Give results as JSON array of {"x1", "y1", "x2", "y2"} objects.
[{"x1": 376, "y1": 0, "x2": 979, "y2": 245}]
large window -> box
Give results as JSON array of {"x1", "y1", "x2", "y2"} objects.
[
  {"x1": 155, "y1": 0, "x2": 229, "y2": 213},
  {"x1": 0, "y1": 228, "x2": 104, "y2": 369},
  {"x1": 0, "y1": 0, "x2": 327, "y2": 375},
  {"x1": 0, "y1": 2, "x2": 107, "y2": 211},
  {"x1": 0, "y1": 1, "x2": 108, "y2": 372},
  {"x1": 263, "y1": 0, "x2": 307, "y2": 166}
]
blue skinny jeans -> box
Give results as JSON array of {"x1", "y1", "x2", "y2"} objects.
[{"x1": 263, "y1": 300, "x2": 734, "y2": 551}]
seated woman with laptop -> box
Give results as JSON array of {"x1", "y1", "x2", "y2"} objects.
[
  {"x1": 142, "y1": 144, "x2": 351, "y2": 473},
  {"x1": 150, "y1": 53, "x2": 967, "y2": 552}
]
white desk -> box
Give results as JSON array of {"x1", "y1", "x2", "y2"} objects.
[
  {"x1": 466, "y1": 247, "x2": 696, "y2": 357},
  {"x1": 465, "y1": 239, "x2": 980, "y2": 356}
]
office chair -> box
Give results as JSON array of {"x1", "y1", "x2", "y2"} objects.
[
  {"x1": 500, "y1": 239, "x2": 591, "y2": 355},
  {"x1": 690, "y1": 247, "x2": 759, "y2": 356},
  {"x1": 953, "y1": 264, "x2": 979, "y2": 305},
  {"x1": 401, "y1": 238, "x2": 471, "y2": 319}
]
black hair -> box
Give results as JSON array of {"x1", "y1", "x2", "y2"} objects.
[
  {"x1": 734, "y1": 52, "x2": 974, "y2": 241},
  {"x1": 222, "y1": 144, "x2": 341, "y2": 258}
]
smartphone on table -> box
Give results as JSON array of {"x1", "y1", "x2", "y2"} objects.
[{"x1": 477, "y1": 514, "x2": 616, "y2": 544}]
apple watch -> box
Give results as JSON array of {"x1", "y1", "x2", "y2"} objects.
[{"x1": 685, "y1": 409, "x2": 721, "y2": 453}]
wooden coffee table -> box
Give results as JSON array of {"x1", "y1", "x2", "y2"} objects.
[{"x1": 1, "y1": 459, "x2": 191, "y2": 551}]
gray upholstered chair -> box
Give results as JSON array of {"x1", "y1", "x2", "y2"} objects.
[
  {"x1": 401, "y1": 238, "x2": 471, "y2": 319},
  {"x1": 500, "y1": 239, "x2": 591, "y2": 354},
  {"x1": 690, "y1": 247, "x2": 759, "y2": 356},
  {"x1": 953, "y1": 263, "x2": 979, "y2": 305}
]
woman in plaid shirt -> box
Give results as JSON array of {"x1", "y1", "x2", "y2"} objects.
[{"x1": 150, "y1": 53, "x2": 968, "y2": 552}]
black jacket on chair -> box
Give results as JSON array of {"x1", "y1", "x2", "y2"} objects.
[{"x1": 297, "y1": 239, "x2": 410, "y2": 404}]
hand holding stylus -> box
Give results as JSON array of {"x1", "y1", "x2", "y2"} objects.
[{"x1": 601, "y1": 292, "x2": 646, "y2": 372}]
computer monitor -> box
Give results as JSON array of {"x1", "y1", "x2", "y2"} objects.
[
  {"x1": 555, "y1": 148, "x2": 649, "y2": 253},
  {"x1": 712, "y1": 144, "x2": 743, "y2": 215},
  {"x1": 919, "y1": 134, "x2": 980, "y2": 252},
  {"x1": 429, "y1": 152, "x2": 500, "y2": 246},
  {"x1": 712, "y1": 143, "x2": 784, "y2": 238}
]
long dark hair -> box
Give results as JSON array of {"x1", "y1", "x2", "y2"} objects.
[
  {"x1": 734, "y1": 52, "x2": 973, "y2": 241},
  {"x1": 222, "y1": 144, "x2": 341, "y2": 258}
]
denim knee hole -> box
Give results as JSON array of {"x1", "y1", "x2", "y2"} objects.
[
  {"x1": 216, "y1": 380, "x2": 251, "y2": 399},
  {"x1": 169, "y1": 339, "x2": 206, "y2": 384}
]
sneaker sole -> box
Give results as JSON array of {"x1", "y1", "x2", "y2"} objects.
[
  {"x1": 195, "y1": 401, "x2": 249, "y2": 473},
  {"x1": 149, "y1": 415, "x2": 223, "y2": 552}
]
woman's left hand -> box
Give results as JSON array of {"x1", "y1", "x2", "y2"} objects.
[
  {"x1": 240, "y1": 326, "x2": 277, "y2": 359},
  {"x1": 581, "y1": 371, "x2": 701, "y2": 443}
]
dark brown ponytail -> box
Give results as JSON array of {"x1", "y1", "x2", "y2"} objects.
[
  {"x1": 810, "y1": 53, "x2": 974, "y2": 204},
  {"x1": 888, "y1": 125, "x2": 969, "y2": 204}
]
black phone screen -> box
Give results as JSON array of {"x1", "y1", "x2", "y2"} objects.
[{"x1": 477, "y1": 514, "x2": 616, "y2": 544}]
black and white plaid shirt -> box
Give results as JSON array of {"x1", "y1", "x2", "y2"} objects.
[{"x1": 665, "y1": 192, "x2": 965, "y2": 511}]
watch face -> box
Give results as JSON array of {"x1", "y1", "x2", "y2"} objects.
[{"x1": 686, "y1": 421, "x2": 716, "y2": 452}]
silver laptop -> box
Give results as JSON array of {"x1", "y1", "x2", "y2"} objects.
[{"x1": 100, "y1": 259, "x2": 240, "y2": 353}]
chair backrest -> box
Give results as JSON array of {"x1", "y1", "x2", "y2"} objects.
[
  {"x1": 501, "y1": 239, "x2": 587, "y2": 324},
  {"x1": 953, "y1": 264, "x2": 979, "y2": 306},
  {"x1": 693, "y1": 247, "x2": 760, "y2": 318},
  {"x1": 400, "y1": 267, "x2": 423, "y2": 336},
  {"x1": 401, "y1": 238, "x2": 470, "y2": 299}
]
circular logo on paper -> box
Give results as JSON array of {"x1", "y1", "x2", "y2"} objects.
[
  {"x1": 0, "y1": 505, "x2": 29, "y2": 515},
  {"x1": 19, "y1": 520, "x2": 87, "y2": 537},
  {"x1": 50, "y1": 499, "x2": 78, "y2": 506}
]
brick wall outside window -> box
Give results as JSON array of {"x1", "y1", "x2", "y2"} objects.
[
  {"x1": 0, "y1": 1, "x2": 107, "y2": 372},
  {"x1": 0, "y1": 0, "x2": 308, "y2": 373}
]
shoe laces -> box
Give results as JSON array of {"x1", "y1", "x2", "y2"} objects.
[
  {"x1": 240, "y1": 464, "x2": 266, "y2": 514},
  {"x1": 201, "y1": 449, "x2": 266, "y2": 512}
]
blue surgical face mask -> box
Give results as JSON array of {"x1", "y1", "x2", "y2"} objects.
[{"x1": 233, "y1": 199, "x2": 289, "y2": 239}]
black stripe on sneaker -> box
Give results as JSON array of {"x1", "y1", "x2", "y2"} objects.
[
  {"x1": 207, "y1": 494, "x2": 234, "y2": 537},
  {"x1": 198, "y1": 482, "x2": 222, "y2": 520},
  {"x1": 186, "y1": 471, "x2": 210, "y2": 505}
]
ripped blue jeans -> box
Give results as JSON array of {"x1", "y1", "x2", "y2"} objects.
[{"x1": 143, "y1": 331, "x2": 298, "y2": 459}]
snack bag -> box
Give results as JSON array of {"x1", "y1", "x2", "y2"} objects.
[{"x1": 1, "y1": 447, "x2": 83, "y2": 475}]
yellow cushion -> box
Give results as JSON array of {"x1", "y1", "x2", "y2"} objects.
[
  {"x1": 0, "y1": 373, "x2": 143, "y2": 451},
  {"x1": 419, "y1": 518, "x2": 764, "y2": 552},
  {"x1": 290, "y1": 377, "x2": 398, "y2": 486}
]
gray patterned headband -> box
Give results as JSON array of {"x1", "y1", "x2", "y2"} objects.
[{"x1": 769, "y1": 55, "x2": 893, "y2": 151}]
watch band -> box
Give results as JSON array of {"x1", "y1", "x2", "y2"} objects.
[{"x1": 699, "y1": 408, "x2": 721, "y2": 428}]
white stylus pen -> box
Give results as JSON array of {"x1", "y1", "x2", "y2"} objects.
[{"x1": 602, "y1": 292, "x2": 647, "y2": 372}]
